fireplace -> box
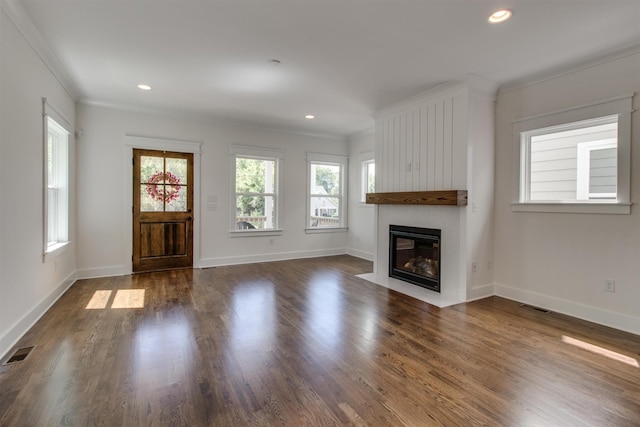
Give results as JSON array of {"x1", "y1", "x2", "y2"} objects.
[{"x1": 389, "y1": 225, "x2": 441, "y2": 292}]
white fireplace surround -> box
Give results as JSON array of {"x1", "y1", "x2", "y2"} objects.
[
  {"x1": 359, "y1": 78, "x2": 497, "y2": 307},
  {"x1": 359, "y1": 205, "x2": 465, "y2": 307}
]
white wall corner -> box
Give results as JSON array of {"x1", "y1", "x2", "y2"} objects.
[
  {"x1": 346, "y1": 247, "x2": 374, "y2": 262},
  {"x1": 466, "y1": 283, "x2": 496, "y2": 302}
]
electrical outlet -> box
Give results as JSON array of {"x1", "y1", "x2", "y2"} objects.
[{"x1": 604, "y1": 279, "x2": 615, "y2": 292}]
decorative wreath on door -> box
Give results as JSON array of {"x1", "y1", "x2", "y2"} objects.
[{"x1": 146, "y1": 171, "x2": 182, "y2": 203}]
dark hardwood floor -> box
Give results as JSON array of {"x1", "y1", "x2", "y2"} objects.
[{"x1": 1, "y1": 255, "x2": 639, "y2": 426}]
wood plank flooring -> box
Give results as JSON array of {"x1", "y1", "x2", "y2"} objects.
[{"x1": 1, "y1": 255, "x2": 639, "y2": 426}]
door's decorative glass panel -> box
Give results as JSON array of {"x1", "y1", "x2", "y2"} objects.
[
  {"x1": 165, "y1": 158, "x2": 188, "y2": 184},
  {"x1": 165, "y1": 185, "x2": 187, "y2": 212},
  {"x1": 140, "y1": 156, "x2": 164, "y2": 183},
  {"x1": 140, "y1": 185, "x2": 164, "y2": 212},
  {"x1": 145, "y1": 172, "x2": 182, "y2": 205}
]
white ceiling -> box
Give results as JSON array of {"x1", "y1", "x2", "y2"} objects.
[{"x1": 15, "y1": 0, "x2": 640, "y2": 136}]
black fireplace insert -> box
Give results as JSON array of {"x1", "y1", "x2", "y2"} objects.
[{"x1": 389, "y1": 225, "x2": 441, "y2": 292}]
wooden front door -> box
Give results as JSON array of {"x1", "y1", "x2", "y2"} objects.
[{"x1": 133, "y1": 149, "x2": 193, "y2": 272}]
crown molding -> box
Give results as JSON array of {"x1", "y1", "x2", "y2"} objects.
[
  {"x1": 499, "y1": 42, "x2": 640, "y2": 95},
  {"x1": 78, "y1": 98, "x2": 348, "y2": 142},
  {"x1": 1, "y1": 0, "x2": 81, "y2": 99}
]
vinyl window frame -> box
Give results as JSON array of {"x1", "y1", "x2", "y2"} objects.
[
  {"x1": 361, "y1": 157, "x2": 375, "y2": 204},
  {"x1": 43, "y1": 99, "x2": 71, "y2": 260},
  {"x1": 229, "y1": 145, "x2": 284, "y2": 237},
  {"x1": 512, "y1": 93, "x2": 633, "y2": 214},
  {"x1": 306, "y1": 153, "x2": 348, "y2": 233}
]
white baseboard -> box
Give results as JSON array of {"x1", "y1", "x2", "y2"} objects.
[
  {"x1": 0, "y1": 271, "x2": 77, "y2": 361},
  {"x1": 495, "y1": 283, "x2": 640, "y2": 336},
  {"x1": 466, "y1": 283, "x2": 496, "y2": 302},
  {"x1": 346, "y1": 247, "x2": 374, "y2": 261},
  {"x1": 199, "y1": 248, "x2": 347, "y2": 268},
  {"x1": 75, "y1": 265, "x2": 129, "y2": 279}
]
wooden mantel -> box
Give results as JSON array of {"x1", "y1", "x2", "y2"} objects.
[{"x1": 366, "y1": 190, "x2": 467, "y2": 206}]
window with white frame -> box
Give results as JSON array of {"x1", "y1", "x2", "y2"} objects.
[
  {"x1": 513, "y1": 94, "x2": 632, "y2": 214},
  {"x1": 307, "y1": 153, "x2": 347, "y2": 230},
  {"x1": 230, "y1": 146, "x2": 283, "y2": 232},
  {"x1": 45, "y1": 115, "x2": 70, "y2": 254},
  {"x1": 361, "y1": 158, "x2": 375, "y2": 202}
]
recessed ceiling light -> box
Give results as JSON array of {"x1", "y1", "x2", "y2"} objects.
[
  {"x1": 488, "y1": 9, "x2": 513, "y2": 24},
  {"x1": 137, "y1": 84, "x2": 152, "y2": 91},
  {"x1": 305, "y1": 115, "x2": 315, "y2": 119}
]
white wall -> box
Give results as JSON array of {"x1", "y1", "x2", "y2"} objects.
[
  {"x1": 75, "y1": 104, "x2": 350, "y2": 276},
  {"x1": 494, "y1": 49, "x2": 640, "y2": 335},
  {"x1": 346, "y1": 130, "x2": 375, "y2": 261},
  {"x1": 0, "y1": 7, "x2": 76, "y2": 358}
]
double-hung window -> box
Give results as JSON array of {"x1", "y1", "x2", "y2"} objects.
[
  {"x1": 307, "y1": 153, "x2": 347, "y2": 230},
  {"x1": 43, "y1": 100, "x2": 70, "y2": 257},
  {"x1": 230, "y1": 145, "x2": 283, "y2": 234},
  {"x1": 513, "y1": 94, "x2": 633, "y2": 214}
]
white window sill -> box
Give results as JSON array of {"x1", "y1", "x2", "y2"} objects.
[
  {"x1": 305, "y1": 227, "x2": 348, "y2": 234},
  {"x1": 44, "y1": 241, "x2": 70, "y2": 261},
  {"x1": 229, "y1": 229, "x2": 283, "y2": 237},
  {"x1": 511, "y1": 202, "x2": 631, "y2": 214}
]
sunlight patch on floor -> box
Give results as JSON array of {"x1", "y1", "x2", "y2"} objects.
[
  {"x1": 112, "y1": 289, "x2": 146, "y2": 309},
  {"x1": 562, "y1": 335, "x2": 639, "y2": 367},
  {"x1": 85, "y1": 290, "x2": 112, "y2": 309},
  {"x1": 86, "y1": 289, "x2": 145, "y2": 309}
]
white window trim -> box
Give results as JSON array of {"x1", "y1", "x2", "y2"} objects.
[
  {"x1": 511, "y1": 93, "x2": 634, "y2": 214},
  {"x1": 229, "y1": 145, "x2": 284, "y2": 236},
  {"x1": 42, "y1": 98, "x2": 71, "y2": 261},
  {"x1": 306, "y1": 152, "x2": 348, "y2": 233}
]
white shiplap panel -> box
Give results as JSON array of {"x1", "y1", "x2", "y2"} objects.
[
  {"x1": 376, "y1": 88, "x2": 472, "y2": 192},
  {"x1": 451, "y1": 92, "x2": 468, "y2": 189},
  {"x1": 443, "y1": 97, "x2": 454, "y2": 189},
  {"x1": 434, "y1": 101, "x2": 445, "y2": 190},
  {"x1": 382, "y1": 118, "x2": 391, "y2": 192},
  {"x1": 412, "y1": 110, "x2": 421, "y2": 190},
  {"x1": 375, "y1": 120, "x2": 384, "y2": 192},
  {"x1": 427, "y1": 104, "x2": 436, "y2": 191},
  {"x1": 393, "y1": 115, "x2": 401, "y2": 191},
  {"x1": 399, "y1": 113, "x2": 407, "y2": 192},
  {"x1": 419, "y1": 107, "x2": 428, "y2": 190}
]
